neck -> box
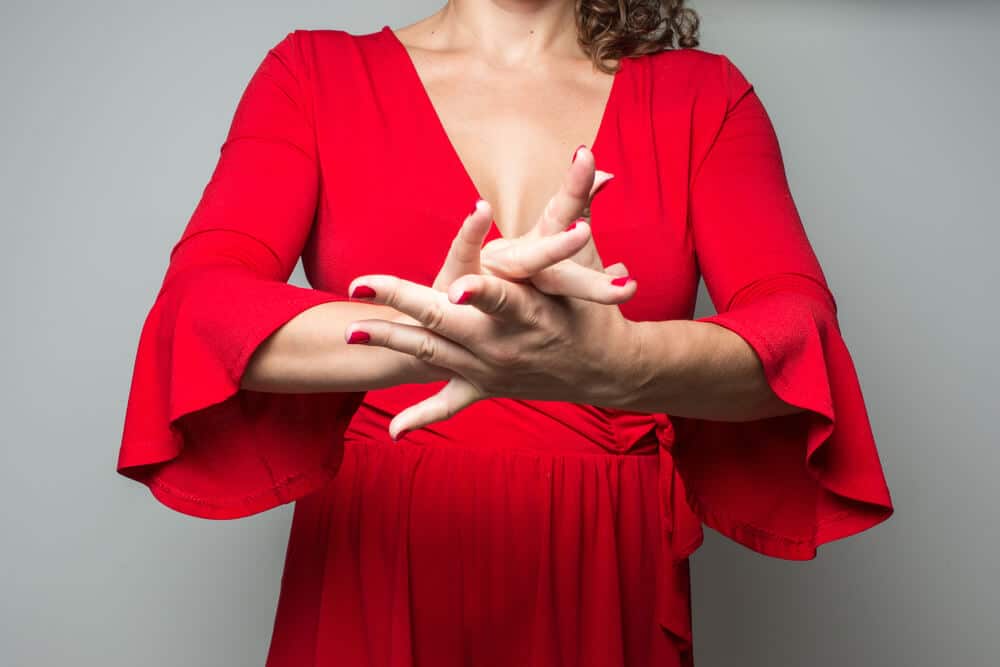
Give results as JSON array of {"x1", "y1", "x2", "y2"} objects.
[{"x1": 429, "y1": 0, "x2": 580, "y2": 66}]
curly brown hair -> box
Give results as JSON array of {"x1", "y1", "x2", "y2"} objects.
[{"x1": 576, "y1": 1, "x2": 700, "y2": 73}]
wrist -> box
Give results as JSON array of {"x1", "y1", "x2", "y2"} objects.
[{"x1": 609, "y1": 318, "x2": 699, "y2": 412}]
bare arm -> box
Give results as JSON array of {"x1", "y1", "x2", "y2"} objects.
[
  {"x1": 619, "y1": 319, "x2": 802, "y2": 421},
  {"x1": 242, "y1": 302, "x2": 439, "y2": 393}
]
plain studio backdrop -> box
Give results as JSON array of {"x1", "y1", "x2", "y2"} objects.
[{"x1": 1, "y1": 1, "x2": 997, "y2": 665}]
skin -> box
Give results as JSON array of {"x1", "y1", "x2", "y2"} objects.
[
  {"x1": 243, "y1": 149, "x2": 623, "y2": 393},
  {"x1": 244, "y1": 0, "x2": 804, "y2": 439}
]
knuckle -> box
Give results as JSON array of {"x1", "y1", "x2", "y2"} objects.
[
  {"x1": 522, "y1": 300, "x2": 544, "y2": 328},
  {"x1": 449, "y1": 238, "x2": 473, "y2": 262},
  {"x1": 381, "y1": 283, "x2": 400, "y2": 309},
  {"x1": 491, "y1": 286, "x2": 510, "y2": 314},
  {"x1": 418, "y1": 299, "x2": 447, "y2": 330},
  {"x1": 489, "y1": 346, "x2": 517, "y2": 368},
  {"x1": 415, "y1": 335, "x2": 438, "y2": 363}
]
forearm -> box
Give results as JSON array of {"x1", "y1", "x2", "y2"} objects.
[
  {"x1": 617, "y1": 319, "x2": 804, "y2": 421},
  {"x1": 242, "y1": 301, "x2": 443, "y2": 393}
]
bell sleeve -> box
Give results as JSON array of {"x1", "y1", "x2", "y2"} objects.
[
  {"x1": 669, "y1": 54, "x2": 894, "y2": 560},
  {"x1": 116, "y1": 31, "x2": 367, "y2": 519}
]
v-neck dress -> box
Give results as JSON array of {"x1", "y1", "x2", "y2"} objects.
[{"x1": 116, "y1": 26, "x2": 894, "y2": 667}]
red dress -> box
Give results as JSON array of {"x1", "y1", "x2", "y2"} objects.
[{"x1": 117, "y1": 26, "x2": 894, "y2": 667}]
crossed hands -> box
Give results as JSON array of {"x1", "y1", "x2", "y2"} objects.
[{"x1": 345, "y1": 146, "x2": 643, "y2": 440}]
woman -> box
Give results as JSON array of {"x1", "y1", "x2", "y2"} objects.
[{"x1": 117, "y1": 2, "x2": 894, "y2": 665}]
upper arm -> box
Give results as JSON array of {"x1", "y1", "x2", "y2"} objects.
[
  {"x1": 689, "y1": 54, "x2": 832, "y2": 313},
  {"x1": 167, "y1": 30, "x2": 319, "y2": 283}
]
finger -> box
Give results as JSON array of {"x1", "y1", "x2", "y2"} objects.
[
  {"x1": 482, "y1": 236, "x2": 513, "y2": 255},
  {"x1": 349, "y1": 274, "x2": 478, "y2": 342},
  {"x1": 389, "y1": 377, "x2": 482, "y2": 439},
  {"x1": 478, "y1": 231, "x2": 636, "y2": 303},
  {"x1": 446, "y1": 273, "x2": 549, "y2": 324},
  {"x1": 484, "y1": 217, "x2": 609, "y2": 274},
  {"x1": 481, "y1": 237, "x2": 529, "y2": 282},
  {"x1": 574, "y1": 169, "x2": 615, "y2": 224},
  {"x1": 479, "y1": 220, "x2": 593, "y2": 279},
  {"x1": 533, "y1": 145, "x2": 597, "y2": 237},
  {"x1": 563, "y1": 170, "x2": 616, "y2": 270},
  {"x1": 432, "y1": 198, "x2": 494, "y2": 291},
  {"x1": 344, "y1": 316, "x2": 486, "y2": 377},
  {"x1": 527, "y1": 259, "x2": 638, "y2": 305},
  {"x1": 604, "y1": 261, "x2": 629, "y2": 277},
  {"x1": 568, "y1": 231, "x2": 606, "y2": 271}
]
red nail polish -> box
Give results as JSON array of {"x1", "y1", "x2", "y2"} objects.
[
  {"x1": 395, "y1": 428, "x2": 410, "y2": 441},
  {"x1": 351, "y1": 285, "x2": 376, "y2": 299},
  {"x1": 565, "y1": 217, "x2": 585, "y2": 232},
  {"x1": 571, "y1": 144, "x2": 586, "y2": 164},
  {"x1": 611, "y1": 275, "x2": 632, "y2": 287},
  {"x1": 347, "y1": 330, "x2": 370, "y2": 344},
  {"x1": 455, "y1": 290, "x2": 472, "y2": 304}
]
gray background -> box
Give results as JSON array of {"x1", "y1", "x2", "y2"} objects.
[{"x1": 2, "y1": 1, "x2": 997, "y2": 665}]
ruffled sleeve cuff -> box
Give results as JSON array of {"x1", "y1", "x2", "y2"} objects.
[
  {"x1": 671, "y1": 273, "x2": 894, "y2": 559},
  {"x1": 116, "y1": 233, "x2": 367, "y2": 520}
]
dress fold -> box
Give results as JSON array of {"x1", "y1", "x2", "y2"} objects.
[
  {"x1": 273, "y1": 435, "x2": 687, "y2": 667},
  {"x1": 116, "y1": 31, "x2": 369, "y2": 518},
  {"x1": 116, "y1": 230, "x2": 367, "y2": 518},
  {"x1": 669, "y1": 275, "x2": 893, "y2": 559},
  {"x1": 673, "y1": 53, "x2": 894, "y2": 560}
]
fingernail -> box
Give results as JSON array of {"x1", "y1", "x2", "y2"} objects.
[
  {"x1": 592, "y1": 178, "x2": 612, "y2": 198},
  {"x1": 471, "y1": 198, "x2": 485, "y2": 217},
  {"x1": 571, "y1": 144, "x2": 587, "y2": 164},
  {"x1": 347, "y1": 329, "x2": 370, "y2": 344},
  {"x1": 611, "y1": 275, "x2": 633, "y2": 287},
  {"x1": 395, "y1": 428, "x2": 410, "y2": 441},
  {"x1": 455, "y1": 290, "x2": 472, "y2": 304},
  {"x1": 350, "y1": 285, "x2": 376, "y2": 299},
  {"x1": 565, "y1": 217, "x2": 585, "y2": 232}
]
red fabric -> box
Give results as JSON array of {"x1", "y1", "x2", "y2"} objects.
[
  {"x1": 116, "y1": 31, "x2": 367, "y2": 518},
  {"x1": 671, "y1": 57, "x2": 894, "y2": 559},
  {"x1": 116, "y1": 27, "x2": 893, "y2": 666}
]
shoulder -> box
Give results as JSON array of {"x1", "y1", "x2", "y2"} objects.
[
  {"x1": 626, "y1": 48, "x2": 763, "y2": 171},
  {"x1": 258, "y1": 26, "x2": 388, "y2": 91},
  {"x1": 278, "y1": 26, "x2": 386, "y2": 58},
  {"x1": 273, "y1": 26, "x2": 396, "y2": 74},
  {"x1": 637, "y1": 47, "x2": 754, "y2": 109}
]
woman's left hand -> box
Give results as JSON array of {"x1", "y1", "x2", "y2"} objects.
[{"x1": 344, "y1": 241, "x2": 645, "y2": 439}]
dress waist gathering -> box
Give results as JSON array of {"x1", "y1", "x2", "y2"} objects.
[{"x1": 344, "y1": 383, "x2": 668, "y2": 459}]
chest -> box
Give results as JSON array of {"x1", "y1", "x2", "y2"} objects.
[
  {"x1": 411, "y1": 56, "x2": 616, "y2": 239},
  {"x1": 302, "y1": 35, "x2": 701, "y2": 323}
]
